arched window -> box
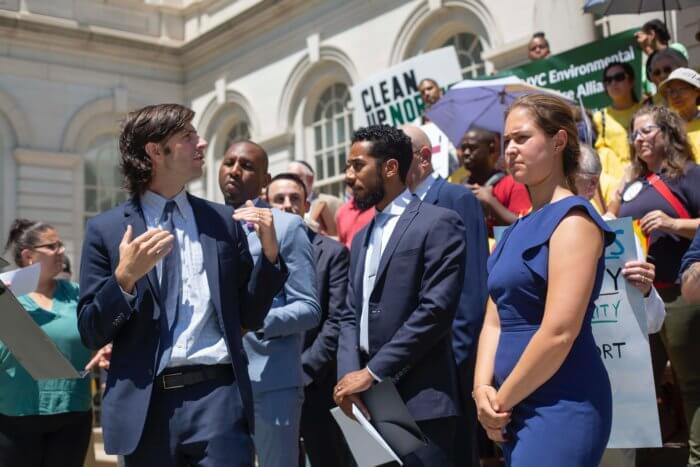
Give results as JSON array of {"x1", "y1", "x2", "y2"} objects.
[
  {"x1": 442, "y1": 32, "x2": 485, "y2": 79},
  {"x1": 84, "y1": 135, "x2": 126, "y2": 223},
  {"x1": 224, "y1": 120, "x2": 251, "y2": 150},
  {"x1": 310, "y1": 83, "x2": 352, "y2": 197}
]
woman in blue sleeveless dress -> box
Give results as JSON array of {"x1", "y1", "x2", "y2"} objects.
[{"x1": 473, "y1": 94, "x2": 616, "y2": 467}]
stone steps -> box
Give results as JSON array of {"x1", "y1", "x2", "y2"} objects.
[{"x1": 84, "y1": 427, "x2": 118, "y2": 467}]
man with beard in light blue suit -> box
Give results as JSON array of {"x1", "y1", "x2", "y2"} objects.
[{"x1": 219, "y1": 141, "x2": 320, "y2": 467}]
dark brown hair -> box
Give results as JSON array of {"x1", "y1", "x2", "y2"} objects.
[
  {"x1": 119, "y1": 103, "x2": 195, "y2": 195},
  {"x1": 629, "y1": 106, "x2": 693, "y2": 179},
  {"x1": 267, "y1": 172, "x2": 308, "y2": 200},
  {"x1": 4, "y1": 219, "x2": 54, "y2": 267},
  {"x1": 506, "y1": 94, "x2": 581, "y2": 193}
]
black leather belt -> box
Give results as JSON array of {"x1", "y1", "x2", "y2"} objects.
[{"x1": 158, "y1": 364, "x2": 234, "y2": 390}]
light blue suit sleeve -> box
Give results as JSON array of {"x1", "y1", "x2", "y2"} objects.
[{"x1": 260, "y1": 215, "x2": 321, "y2": 339}]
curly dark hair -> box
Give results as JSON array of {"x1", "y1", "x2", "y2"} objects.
[
  {"x1": 4, "y1": 218, "x2": 54, "y2": 267},
  {"x1": 351, "y1": 125, "x2": 413, "y2": 183},
  {"x1": 641, "y1": 19, "x2": 671, "y2": 44},
  {"x1": 629, "y1": 106, "x2": 694, "y2": 179},
  {"x1": 506, "y1": 94, "x2": 581, "y2": 194},
  {"x1": 119, "y1": 103, "x2": 195, "y2": 195}
]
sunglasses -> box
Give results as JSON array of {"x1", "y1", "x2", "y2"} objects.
[
  {"x1": 33, "y1": 241, "x2": 64, "y2": 252},
  {"x1": 652, "y1": 66, "x2": 674, "y2": 77},
  {"x1": 604, "y1": 72, "x2": 627, "y2": 84}
]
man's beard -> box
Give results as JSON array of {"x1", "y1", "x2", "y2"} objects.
[{"x1": 353, "y1": 173, "x2": 385, "y2": 211}]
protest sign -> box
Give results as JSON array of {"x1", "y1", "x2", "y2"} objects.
[
  {"x1": 420, "y1": 122, "x2": 454, "y2": 178},
  {"x1": 499, "y1": 29, "x2": 642, "y2": 110},
  {"x1": 493, "y1": 216, "x2": 661, "y2": 448},
  {"x1": 594, "y1": 217, "x2": 661, "y2": 448},
  {"x1": 351, "y1": 47, "x2": 462, "y2": 128}
]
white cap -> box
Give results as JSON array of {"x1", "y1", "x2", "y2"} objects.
[{"x1": 659, "y1": 67, "x2": 700, "y2": 92}]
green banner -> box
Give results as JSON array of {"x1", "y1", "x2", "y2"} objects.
[{"x1": 497, "y1": 29, "x2": 642, "y2": 110}]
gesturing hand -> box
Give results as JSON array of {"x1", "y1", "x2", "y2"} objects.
[
  {"x1": 115, "y1": 225, "x2": 174, "y2": 293},
  {"x1": 85, "y1": 343, "x2": 112, "y2": 371},
  {"x1": 233, "y1": 200, "x2": 279, "y2": 263}
]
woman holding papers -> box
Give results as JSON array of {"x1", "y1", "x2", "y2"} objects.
[
  {"x1": 0, "y1": 219, "x2": 92, "y2": 467},
  {"x1": 617, "y1": 106, "x2": 700, "y2": 467},
  {"x1": 474, "y1": 94, "x2": 615, "y2": 466}
]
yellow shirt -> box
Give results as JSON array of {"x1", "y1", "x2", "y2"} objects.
[
  {"x1": 448, "y1": 166, "x2": 469, "y2": 184},
  {"x1": 687, "y1": 117, "x2": 700, "y2": 164},
  {"x1": 591, "y1": 172, "x2": 617, "y2": 214},
  {"x1": 593, "y1": 102, "x2": 642, "y2": 181}
]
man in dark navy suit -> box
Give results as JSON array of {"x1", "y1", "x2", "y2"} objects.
[
  {"x1": 403, "y1": 125, "x2": 489, "y2": 467},
  {"x1": 78, "y1": 103, "x2": 286, "y2": 467},
  {"x1": 334, "y1": 125, "x2": 466, "y2": 466},
  {"x1": 266, "y1": 173, "x2": 354, "y2": 467}
]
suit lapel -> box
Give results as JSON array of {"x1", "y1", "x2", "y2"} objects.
[
  {"x1": 189, "y1": 195, "x2": 222, "y2": 316},
  {"x1": 123, "y1": 197, "x2": 161, "y2": 312},
  {"x1": 309, "y1": 230, "x2": 323, "y2": 265},
  {"x1": 374, "y1": 198, "x2": 421, "y2": 283}
]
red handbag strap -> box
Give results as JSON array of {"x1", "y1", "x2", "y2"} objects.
[{"x1": 646, "y1": 173, "x2": 691, "y2": 219}]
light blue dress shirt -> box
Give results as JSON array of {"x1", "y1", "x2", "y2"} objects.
[
  {"x1": 360, "y1": 189, "x2": 413, "y2": 356},
  {"x1": 140, "y1": 190, "x2": 230, "y2": 367},
  {"x1": 412, "y1": 171, "x2": 440, "y2": 201}
]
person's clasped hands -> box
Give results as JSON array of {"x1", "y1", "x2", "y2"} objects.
[
  {"x1": 233, "y1": 200, "x2": 279, "y2": 263},
  {"x1": 473, "y1": 384, "x2": 512, "y2": 443}
]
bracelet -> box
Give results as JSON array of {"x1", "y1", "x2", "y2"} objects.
[{"x1": 471, "y1": 384, "x2": 492, "y2": 400}]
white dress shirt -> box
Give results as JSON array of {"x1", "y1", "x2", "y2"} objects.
[{"x1": 140, "y1": 190, "x2": 230, "y2": 367}]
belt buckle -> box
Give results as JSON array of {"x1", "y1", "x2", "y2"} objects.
[{"x1": 162, "y1": 372, "x2": 184, "y2": 390}]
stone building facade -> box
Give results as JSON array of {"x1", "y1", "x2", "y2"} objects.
[{"x1": 1, "y1": 0, "x2": 698, "y2": 269}]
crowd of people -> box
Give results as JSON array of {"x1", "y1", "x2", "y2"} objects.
[{"x1": 1, "y1": 19, "x2": 700, "y2": 467}]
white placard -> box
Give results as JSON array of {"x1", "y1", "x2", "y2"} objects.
[
  {"x1": 331, "y1": 406, "x2": 402, "y2": 467},
  {"x1": 594, "y1": 217, "x2": 662, "y2": 448},
  {"x1": 0, "y1": 263, "x2": 41, "y2": 296},
  {"x1": 420, "y1": 122, "x2": 453, "y2": 179},
  {"x1": 351, "y1": 47, "x2": 462, "y2": 128}
]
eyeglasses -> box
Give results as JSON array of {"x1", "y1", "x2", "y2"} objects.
[
  {"x1": 604, "y1": 72, "x2": 627, "y2": 84},
  {"x1": 663, "y1": 85, "x2": 695, "y2": 97},
  {"x1": 33, "y1": 241, "x2": 64, "y2": 252},
  {"x1": 652, "y1": 66, "x2": 674, "y2": 77},
  {"x1": 629, "y1": 124, "x2": 661, "y2": 143}
]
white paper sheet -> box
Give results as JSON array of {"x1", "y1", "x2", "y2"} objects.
[
  {"x1": 0, "y1": 286, "x2": 88, "y2": 380},
  {"x1": 331, "y1": 406, "x2": 402, "y2": 467},
  {"x1": 0, "y1": 263, "x2": 41, "y2": 296}
]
